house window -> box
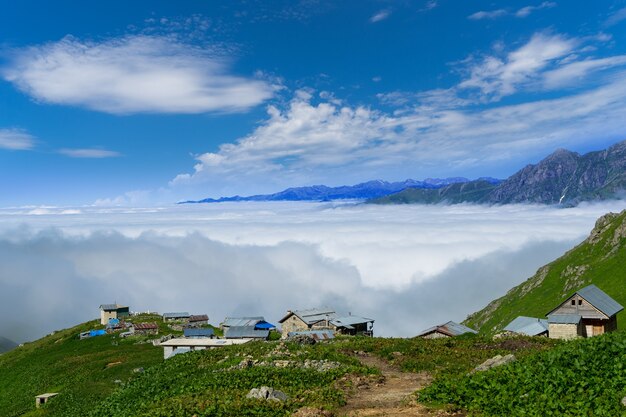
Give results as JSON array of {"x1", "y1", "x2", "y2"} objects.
[
  {"x1": 578, "y1": 299, "x2": 583, "y2": 305},
  {"x1": 571, "y1": 299, "x2": 576, "y2": 305}
]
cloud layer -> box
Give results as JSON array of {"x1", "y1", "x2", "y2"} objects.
[
  {"x1": 0, "y1": 128, "x2": 35, "y2": 150},
  {"x1": 1, "y1": 201, "x2": 624, "y2": 342},
  {"x1": 2, "y1": 35, "x2": 275, "y2": 114}
]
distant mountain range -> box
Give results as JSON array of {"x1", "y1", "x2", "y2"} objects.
[
  {"x1": 0, "y1": 336, "x2": 17, "y2": 354},
  {"x1": 179, "y1": 177, "x2": 502, "y2": 204},
  {"x1": 371, "y1": 139, "x2": 626, "y2": 206},
  {"x1": 181, "y1": 139, "x2": 626, "y2": 206}
]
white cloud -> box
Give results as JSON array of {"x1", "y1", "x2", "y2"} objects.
[
  {"x1": 468, "y1": 9, "x2": 507, "y2": 20},
  {"x1": 469, "y1": 2, "x2": 556, "y2": 20},
  {"x1": 2, "y1": 35, "x2": 275, "y2": 114},
  {"x1": 0, "y1": 128, "x2": 35, "y2": 150},
  {"x1": 370, "y1": 10, "x2": 391, "y2": 23},
  {"x1": 542, "y1": 55, "x2": 626, "y2": 89},
  {"x1": 459, "y1": 33, "x2": 577, "y2": 99},
  {"x1": 58, "y1": 148, "x2": 122, "y2": 158},
  {"x1": 0, "y1": 201, "x2": 623, "y2": 342},
  {"x1": 605, "y1": 7, "x2": 626, "y2": 27},
  {"x1": 515, "y1": 2, "x2": 556, "y2": 18}
]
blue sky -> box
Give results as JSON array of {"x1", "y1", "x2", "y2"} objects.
[{"x1": 2, "y1": 0, "x2": 626, "y2": 206}]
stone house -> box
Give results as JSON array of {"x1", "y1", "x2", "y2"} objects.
[
  {"x1": 546, "y1": 284, "x2": 623, "y2": 339},
  {"x1": 187, "y1": 314, "x2": 209, "y2": 327},
  {"x1": 132, "y1": 322, "x2": 159, "y2": 336},
  {"x1": 279, "y1": 308, "x2": 374, "y2": 337},
  {"x1": 417, "y1": 321, "x2": 478, "y2": 339},
  {"x1": 99, "y1": 304, "x2": 130, "y2": 325}
]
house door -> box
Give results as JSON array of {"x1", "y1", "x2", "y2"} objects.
[{"x1": 593, "y1": 324, "x2": 604, "y2": 336}]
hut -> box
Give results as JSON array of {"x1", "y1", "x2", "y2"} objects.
[
  {"x1": 162, "y1": 312, "x2": 190, "y2": 322},
  {"x1": 35, "y1": 393, "x2": 58, "y2": 408},
  {"x1": 132, "y1": 322, "x2": 159, "y2": 336},
  {"x1": 546, "y1": 284, "x2": 623, "y2": 339},
  {"x1": 221, "y1": 316, "x2": 275, "y2": 330},
  {"x1": 99, "y1": 304, "x2": 130, "y2": 325},
  {"x1": 417, "y1": 321, "x2": 477, "y2": 339},
  {"x1": 224, "y1": 326, "x2": 270, "y2": 340},
  {"x1": 503, "y1": 316, "x2": 549, "y2": 337},
  {"x1": 330, "y1": 315, "x2": 374, "y2": 336},
  {"x1": 279, "y1": 307, "x2": 337, "y2": 335},
  {"x1": 187, "y1": 314, "x2": 209, "y2": 327}
]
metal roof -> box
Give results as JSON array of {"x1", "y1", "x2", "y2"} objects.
[
  {"x1": 183, "y1": 328, "x2": 215, "y2": 338},
  {"x1": 163, "y1": 312, "x2": 190, "y2": 319},
  {"x1": 133, "y1": 322, "x2": 159, "y2": 330},
  {"x1": 287, "y1": 330, "x2": 335, "y2": 340},
  {"x1": 222, "y1": 317, "x2": 265, "y2": 327},
  {"x1": 548, "y1": 314, "x2": 582, "y2": 324},
  {"x1": 100, "y1": 304, "x2": 127, "y2": 311},
  {"x1": 189, "y1": 314, "x2": 209, "y2": 322},
  {"x1": 577, "y1": 285, "x2": 624, "y2": 317},
  {"x1": 503, "y1": 316, "x2": 549, "y2": 336},
  {"x1": 280, "y1": 307, "x2": 337, "y2": 325},
  {"x1": 417, "y1": 321, "x2": 478, "y2": 337},
  {"x1": 224, "y1": 326, "x2": 269, "y2": 339},
  {"x1": 331, "y1": 315, "x2": 374, "y2": 329}
]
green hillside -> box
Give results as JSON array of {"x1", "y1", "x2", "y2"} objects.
[
  {"x1": 0, "y1": 314, "x2": 186, "y2": 417},
  {"x1": 369, "y1": 179, "x2": 497, "y2": 204},
  {"x1": 464, "y1": 209, "x2": 626, "y2": 334}
]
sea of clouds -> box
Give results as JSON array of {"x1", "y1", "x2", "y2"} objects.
[{"x1": 1, "y1": 200, "x2": 625, "y2": 343}]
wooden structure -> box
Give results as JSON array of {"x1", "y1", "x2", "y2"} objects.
[
  {"x1": 187, "y1": 314, "x2": 209, "y2": 327},
  {"x1": 417, "y1": 321, "x2": 477, "y2": 339},
  {"x1": 546, "y1": 284, "x2": 623, "y2": 339},
  {"x1": 99, "y1": 304, "x2": 129, "y2": 325},
  {"x1": 132, "y1": 322, "x2": 159, "y2": 336},
  {"x1": 162, "y1": 312, "x2": 190, "y2": 322},
  {"x1": 35, "y1": 393, "x2": 58, "y2": 408}
]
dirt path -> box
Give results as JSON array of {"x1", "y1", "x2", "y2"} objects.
[{"x1": 336, "y1": 353, "x2": 464, "y2": 417}]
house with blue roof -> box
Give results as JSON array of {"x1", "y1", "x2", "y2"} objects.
[
  {"x1": 546, "y1": 284, "x2": 624, "y2": 339},
  {"x1": 503, "y1": 316, "x2": 549, "y2": 337}
]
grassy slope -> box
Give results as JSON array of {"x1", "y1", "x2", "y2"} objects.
[
  {"x1": 464, "y1": 210, "x2": 626, "y2": 334},
  {"x1": 420, "y1": 330, "x2": 626, "y2": 416},
  {"x1": 0, "y1": 314, "x2": 186, "y2": 417}
]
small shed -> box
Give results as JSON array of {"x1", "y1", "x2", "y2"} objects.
[
  {"x1": 133, "y1": 322, "x2": 159, "y2": 336},
  {"x1": 546, "y1": 284, "x2": 624, "y2": 339},
  {"x1": 183, "y1": 328, "x2": 215, "y2": 338},
  {"x1": 548, "y1": 314, "x2": 582, "y2": 340},
  {"x1": 224, "y1": 325, "x2": 270, "y2": 340},
  {"x1": 330, "y1": 315, "x2": 375, "y2": 336},
  {"x1": 503, "y1": 316, "x2": 549, "y2": 337},
  {"x1": 35, "y1": 393, "x2": 58, "y2": 408},
  {"x1": 187, "y1": 314, "x2": 209, "y2": 327},
  {"x1": 417, "y1": 321, "x2": 478, "y2": 339},
  {"x1": 162, "y1": 312, "x2": 191, "y2": 322},
  {"x1": 99, "y1": 304, "x2": 130, "y2": 325}
]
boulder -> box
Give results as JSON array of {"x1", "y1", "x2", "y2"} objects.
[
  {"x1": 472, "y1": 354, "x2": 516, "y2": 373},
  {"x1": 246, "y1": 386, "x2": 288, "y2": 402}
]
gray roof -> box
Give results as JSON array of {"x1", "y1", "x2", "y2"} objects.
[
  {"x1": 577, "y1": 285, "x2": 624, "y2": 317},
  {"x1": 184, "y1": 328, "x2": 215, "y2": 338},
  {"x1": 222, "y1": 317, "x2": 265, "y2": 327},
  {"x1": 503, "y1": 316, "x2": 549, "y2": 336},
  {"x1": 548, "y1": 314, "x2": 582, "y2": 324},
  {"x1": 330, "y1": 315, "x2": 374, "y2": 329},
  {"x1": 280, "y1": 307, "x2": 337, "y2": 325},
  {"x1": 100, "y1": 304, "x2": 127, "y2": 311},
  {"x1": 417, "y1": 321, "x2": 478, "y2": 337},
  {"x1": 224, "y1": 326, "x2": 269, "y2": 339},
  {"x1": 163, "y1": 312, "x2": 190, "y2": 319}
]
